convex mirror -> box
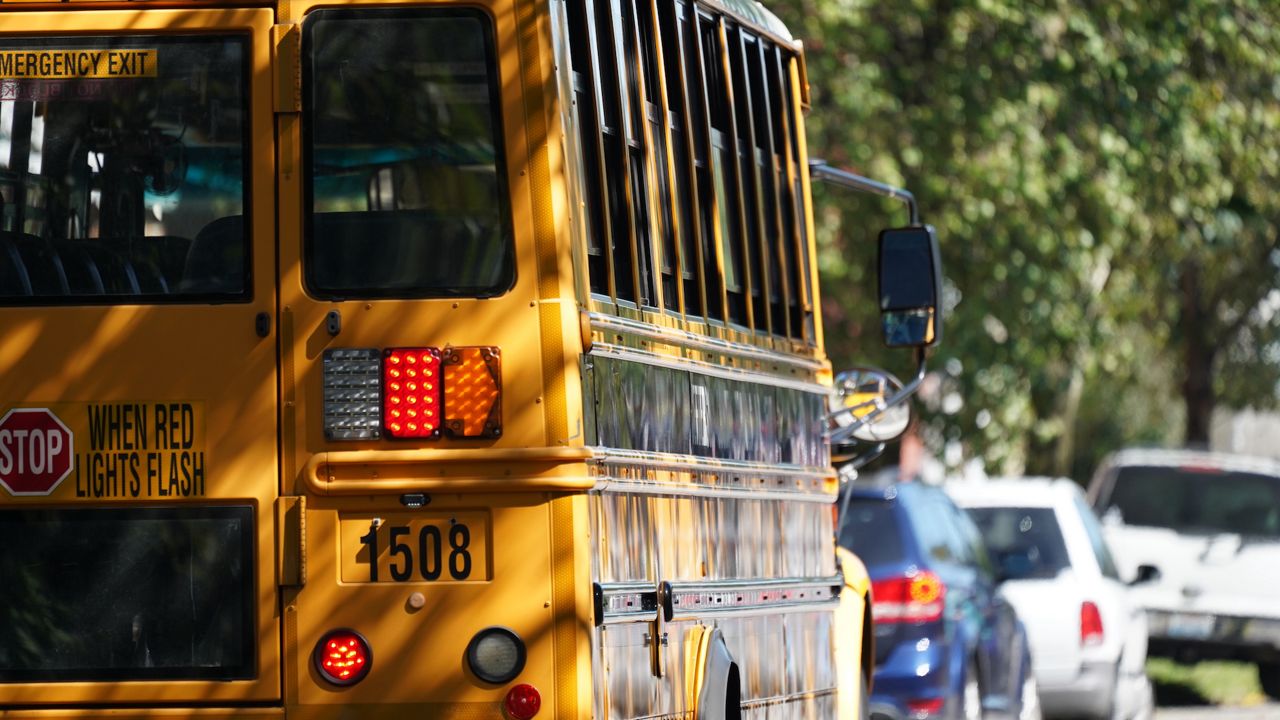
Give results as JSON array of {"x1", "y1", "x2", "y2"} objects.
[
  {"x1": 878, "y1": 226, "x2": 942, "y2": 348},
  {"x1": 829, "y1": 368, "x2": 911, "y2": 445}
]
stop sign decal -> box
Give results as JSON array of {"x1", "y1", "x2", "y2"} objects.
[{"x1": 0, "y1": 408, "x2": 75, "y2": 496}]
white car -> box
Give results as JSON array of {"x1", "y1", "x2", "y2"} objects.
[
  {"x1": 1088, "y1": 448, "x2": 1280, "y2": 701},
  {"x1": 948, "y1": 478, "x2": 1153, "y2": 720}
]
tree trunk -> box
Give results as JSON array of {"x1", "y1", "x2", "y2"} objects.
[{"x1": 1179, "y1": 258, "x2": 1216, "y2": 447}]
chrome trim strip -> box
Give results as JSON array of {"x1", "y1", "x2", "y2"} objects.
[
  {"x1": 588, "y1": 310, "x2": 827, "y2": 373},
  {"x1": 594, "y1": 581, "x2": 660, "y2": 626},
  {"x1": 590, "y1": 451, "x2": 835, "y2": 502},
  {"x1": 662, "y1": 575, "x2": 843, "y2": 621},
  {"x1": 592, "y1": 449, "x2": 832, "y2": 480},
  {"x1": 590, "y1": 342, "x2": 827, "y2": 394},
  {"x1": 594, "y1": 478, "x2": 833, "y2": 503},
  {"x1": 740, "y1": 688, "x2": 838, "y2": 710}
]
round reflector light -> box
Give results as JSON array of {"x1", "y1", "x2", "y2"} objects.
[
  {"x1": 314, "y1": 629, "x2": 372, "y2": 686},
  {"x1": 505, "y1": 683, "x2": 541, "y2": 719},
  {"x1": 465, "y1": 626, "x2": 526, "y2": 684}
]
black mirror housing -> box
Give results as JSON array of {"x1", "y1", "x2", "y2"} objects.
[{"x1": 878, "y1": 225, "x2": 943, "y2": 348}]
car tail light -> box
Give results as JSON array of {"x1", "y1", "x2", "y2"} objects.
[
  {"x1": 1081, "y1": 601, "x2": 1104, "y2": 646},
  {"x1": 383, "y1": 347, "x2": 443, "y2": 438},
  {"x1": 906, "y1": 697, "x2": 944, "y2": 717},
  {"x1": 443, "y1": 346, "x2": 502, "y2": 438},
  {"x1": 872, "y1": 571, "x2": 945, "y2": 623},
  {"x1": 504, "y1": 683, "x2": 541, "y2": 719},
  {"x1": 314, "y1": 629, "x2": 372, "y2": 686}
]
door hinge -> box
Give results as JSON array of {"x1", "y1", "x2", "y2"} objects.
[
  {"x1": 272, "y1": 23, "x2": 301, "y2": 114},
  {"x1": 276, "y1": 495, "x2": 307, "y2": 587}
]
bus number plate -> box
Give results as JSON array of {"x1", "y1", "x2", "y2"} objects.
[{"x1": 339, "y1": 513, "x2": 489, "y2": 583}]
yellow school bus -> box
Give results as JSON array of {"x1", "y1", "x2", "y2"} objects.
[{"x1": 0, "y1": 0, "x2": 942, "y2": 717}]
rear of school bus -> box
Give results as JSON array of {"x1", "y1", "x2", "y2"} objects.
[
  {"x1": 0, "y1": 0, "x2": 594, "y2": 717},
  {"x1": 0, "y1": 1, "x2": 866, "y2": 719}
]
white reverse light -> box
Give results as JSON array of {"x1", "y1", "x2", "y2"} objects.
[{"x1": 323, "y1": 348, "x2": 383, "y2": 440}]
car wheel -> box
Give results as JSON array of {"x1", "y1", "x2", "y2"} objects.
[
  {"x1": 1258, "y1": 661, "x2": 1280, "y2": 701},
  {"x1": 961, "y1": 661, "x2": 982, "y2": 720},
  {"x1": 1018, "y1": 672, "x2": 1042, "y2": 720}
]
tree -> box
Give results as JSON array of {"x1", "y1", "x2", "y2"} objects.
[{"x1": 771, "y1": 0, "x2": 1280, "y2": 475}]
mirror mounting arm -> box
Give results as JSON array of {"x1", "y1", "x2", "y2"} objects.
[
  {"x1": 828, "y1": 348, "x2": 928, "y2": 446},
  {"x1": 809, "y1": 160, "x2": 919, "y2": 226}
]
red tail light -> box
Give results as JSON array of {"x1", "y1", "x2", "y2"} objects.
[
  {"x1": 1081, "y1": 601, "x2": 1104, "y2": 646},
  {"x1": 872, "y1": 571, "x2": 945, "y2": 623},
  {"x1": 906, "y1": 697, "x2": 945, "y2": 717},
  {"x1": 314, "y1": 629, "x2": 372, "y2": 686},
  {"x1": 504, "y1": 683, "x2": 541, "y2": 719},
  {"x1": 383, "y1": 348, "x2": 442, "y2": 438}
]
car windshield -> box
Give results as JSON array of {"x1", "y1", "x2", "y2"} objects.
[
  {"x1": 1103, "y1": 465, "x2": 1280, "y2": 538},
  {"x1": 965, "y1": 507, "x2": 1071, "y2": 579},
  {"x1": 838, "y1": 498, "x2": 907, "y2": 567}
]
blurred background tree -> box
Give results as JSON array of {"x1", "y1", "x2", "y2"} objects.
[{"x1": 771, "y1": 0, "x2": 1280, "y2": 480}]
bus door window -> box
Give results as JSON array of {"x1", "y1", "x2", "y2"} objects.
[{"x1": 303, "y1": 8, "x2": 514, "y2": 300}]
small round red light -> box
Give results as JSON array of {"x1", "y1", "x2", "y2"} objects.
[
  {"x1": 504, "y1": 684, "x2": 541, "y2": 719},
  {"x1": 313, "y1": 629, "x2": 372, "y2": 686}
]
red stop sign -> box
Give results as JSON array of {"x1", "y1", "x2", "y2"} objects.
[{"x1": 0, "y1": 408, "x2": 75, "y2": 496}]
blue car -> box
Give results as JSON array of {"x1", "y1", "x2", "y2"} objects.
[{"x1": 839, "y1": 481, "x2": 1040, "y2": 720}]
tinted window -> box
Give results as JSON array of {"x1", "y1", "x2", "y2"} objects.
[
  {"x1": 1104, "y1": 465, "x2": 1280, "y2": 538},
  {"x1": 0, "y1": 36, "x2": 250, "y2": 303},
  {"x1": 1074, "y1": 495, "x2": 1120, "y2": 579},
  {"x1": 907, "y1": 491, "x2": 968, "y2": 565},
  {"x1": 967, "y1": 507, "x2": 1072, "y2": 579},
  {"x1": 303, "y1": 9, "x2": 514, "y2": 298},
  {"x1": 0, "y1": 506, "x2": 254, "y2": 682},
  {"x1": 839, "y1": 499, "x2": 907, "y2": 567}
]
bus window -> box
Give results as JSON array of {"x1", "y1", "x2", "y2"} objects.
[
  {"x1": 0, "y1": 506, "x2": 254, "y2": 682},
  {"x1": 302, "y1": 8, "x2": 514, "y2": 299},
  {"x1": 0, "y1": 36, "x2": 249, "y2": 303}
]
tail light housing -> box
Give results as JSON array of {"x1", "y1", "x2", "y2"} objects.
[
  {"x1": 1081, "y1": 601, "x2": 1104, "y2": 646},
  {"x1": 323, "y1": 346, "x2": 501, "y2": 441},
  {"x1": 872, "y1": 571, "x2": 945, "y2": 623},
  {"x1": 314, "y1": 629, "x2": 372, "y2": 686},
  {"x1": 383, "y1": 347, "x2": 443, "y2": 438}
]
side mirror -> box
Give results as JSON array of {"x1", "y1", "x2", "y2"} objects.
[
  {"x1": 829, "y1": 368, "x2": 911, "y2": 448},
  {"x1": 1129, "y1": 564, "x2": 1161, "y2": 586},
  {"x1": 878, "y1": 226, "x2": 943, "y2": 348}
]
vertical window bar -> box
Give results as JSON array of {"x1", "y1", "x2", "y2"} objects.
[
  {"x1": 577, "y1": 0, "x2": 622, "y2": 302},
  {"x1": 691, "y1": 11, "x2": 731, "y2": 323},
  {"x1": 784, "y1": 54, "x2": 816, "y2": 342},
  {"x1": 716, "y1": 19, "x2": 759, "y2": 332},
  {"x1": 566, "y1": 0, "x2": 614, "y2": 299},
  {"x1": 661, "y1": 0, "x2": 705, "y2": 318},
  {"x1": 606, "y1": 0, "x2": 653, "y2": 307},
  {"x1": 751, "y1": 38, "x2": 792, "y2": 339},
  {"x1": 768, "y1": 45, "x2": 805, "y2": 340},
  {"x1": 728, "y1": 29, "x2": 774, "y2": 337},
  {"x1": 632, "y1": 0, "x2": 676, "y2": 314},
  {"x1": 642, "y1": 0, "x2": 687, "y2": 316}
]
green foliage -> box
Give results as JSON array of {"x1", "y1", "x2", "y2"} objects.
[{"x1": 772, "y1": 0, "x2": 1280, "y2": 476}]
